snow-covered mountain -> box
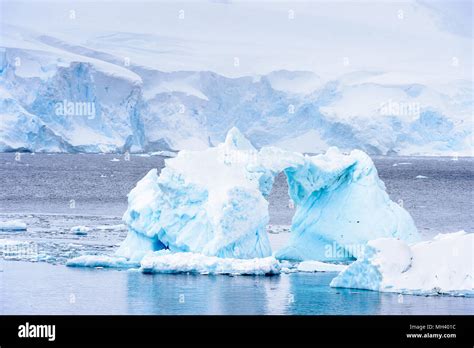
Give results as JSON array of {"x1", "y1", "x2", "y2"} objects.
[{"x1": 0, "y1": 0, "x2": 472, "y2": 155}]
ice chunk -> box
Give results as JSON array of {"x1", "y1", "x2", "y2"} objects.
[
  {"x1": 0, "y1": 220, "x2": 27, "y2": 231},
  {"x1": 66, "y1": 255, "x2": 140, "y2": 268},
  {"x1": 66, "y1": 251, "x2": 280, "y2": 275},
  {"x1": 297, "y1": 261, "x2": 347, "y2": 273},
  {"x1": 95, "y1": 224, "x2": 126, "y2": 231},
  {"x1": 70, "y1": 226, "x2": 89, "y2": 235},
  {"x1": 140, "y1": 250, "x2": 280, "y2": 275},
  {"x1": 330, "y1": 231, "x2": 474, "y2": 295},
  {"x1": 149, "y1": 151, "x2": 178, "y2": 158},
  {"x1": 119, "y1": 128, "x2": 418, "y2": 263},
  {"x1": 0, "y1": 220, "x2": 27, "y2": 232}
]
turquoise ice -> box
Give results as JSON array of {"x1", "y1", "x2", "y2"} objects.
[{"x1": 117, "y1": 128, "x2": 419, "y2": 262}]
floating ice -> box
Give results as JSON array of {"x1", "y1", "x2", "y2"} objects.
[
  {"x1": 330, "y1": 231, "x2": 474, "y2": 295},
  {"x1": 95, "y1": 224, "x2": 126, "y2": 231},
  {"x1": 297, "y1": 261, "x2": 347, "y2": 273},
  {"x1": 149, "y1": 151, "x2": 178, "y2": 158},
  {"x1": 140, "y1": 250, "x2": 280, "y2": 275},
  {"x1": 70, "y1": 226, "x2": 89, "y2": 235},
  {"x1": 0, "y1": 220, "x2": 27, "y2": 231},
  {"x1": 66, "y1": 251, "x2": 279, "y2": 275},
  {"x1": 66, "y1": 255, "x2": 139, "y2": 268},
  {"x1": 118, "y1": 128, "x2": 419, "y2": 262}
]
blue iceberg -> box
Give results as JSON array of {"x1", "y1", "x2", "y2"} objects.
[{"x1": 117, "y1": 128, "x2": 419, "y2": 263}]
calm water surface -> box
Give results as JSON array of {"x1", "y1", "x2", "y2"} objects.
[{"x1": 1, "y1": 261, "x2": 472, "y2": 315}]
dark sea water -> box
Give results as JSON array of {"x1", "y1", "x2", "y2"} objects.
[
  {"x1": 1, "y1": 153, "x2": 473, "y2": 234},
  {"x1": 0, "y1": 153, "x2": 473, "y2": 315}
]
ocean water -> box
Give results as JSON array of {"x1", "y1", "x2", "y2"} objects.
[
  {"x1": 0, "y1": 153, "x2": 473, "y2": 315},
  {"x1": 1, "y1": 261, "x2": 472, "y2": 315},
  {"x1": 1, "y1": 153, "x2": 473, "y2": 234}
]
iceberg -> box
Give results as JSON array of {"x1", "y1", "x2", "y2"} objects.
[
  {"x1": 118, "y1": 128, "x2": 272, "y2": 260},
  {"x1": 118, "y1": 127, "x2": 419, "y2": 263},
  {"x1": 330, "y1": 231, "x2": 474, "y2": 295}
]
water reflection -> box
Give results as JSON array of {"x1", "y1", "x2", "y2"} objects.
[
  {"x1": 286, "y1": 273, "x2": 383, "y2": 315},
  {"x1": 124, "y1": 271, "x2": 474, "y2": 315},
  {"x1": 126, "y1": 272, "x2": 278, "y2": 314},
  {"x1": 2, "y1": 262, "x2": 473, "y2": 315}
]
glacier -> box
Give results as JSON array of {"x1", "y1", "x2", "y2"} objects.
[
  {"x1": 1, "y1": 1, "x2": 472, "y2": 156},
  {"x1": 330, "y1": 231, "x2": 474, "y2": 296},
  {"x1": 117, "y1": 128, "x2": 419, "y2": 263},
  {"x1": 1, "y1": 53, "x2": 470, "y2": 156},
  {"x1": 0, "y1": 19, "x2": 472, "y2": 156}
]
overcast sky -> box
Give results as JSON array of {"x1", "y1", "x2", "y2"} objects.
[{"x1": 1, "y1": 0, "x2": 472, "y2": 79}]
